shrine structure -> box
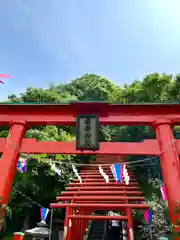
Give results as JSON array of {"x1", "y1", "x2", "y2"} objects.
[
  {"x1": 51, "y1": 158, "x2": 149, "y2": 240},
  {"x1": 0, "y1": 102, "x2": 179, "y2": 239}
]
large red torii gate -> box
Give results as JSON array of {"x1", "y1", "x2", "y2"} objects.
[{"x1": 0, "y1": 102, "x2": 180, "y2": 237}]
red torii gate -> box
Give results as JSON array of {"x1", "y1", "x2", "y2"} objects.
[
  {"x1": 0, "y1": 102, "x2": 179, "y2": 238},
  {"x1": 51, "y1": 165, "x2": 148, "y2": 240}
]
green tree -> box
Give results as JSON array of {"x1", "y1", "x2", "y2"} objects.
[{"x1": 63, "y1": 73, "x2": 122, "y2": 102}]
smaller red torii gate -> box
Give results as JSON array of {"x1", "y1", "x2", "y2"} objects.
[
  {"x1": 0, "y1": 102, "x2": 179, "y2": 238},
  {"x1": 51, "y1": 166, "x2": 149, "y2": 240}
]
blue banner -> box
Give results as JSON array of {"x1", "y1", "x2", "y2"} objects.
[
  {"x1": 114, "y1": 164, "x2": 122, "y2": 182},
  {"x1": 40, "y1": 208, "x2": 49, "y2": 221}
]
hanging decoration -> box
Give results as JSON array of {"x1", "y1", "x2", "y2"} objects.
[
  {"x1": 72, "y1": 165, "x2": 82, "y2": 183},
  {"x1": 160, "y1": 185, "x2": 167, "y2": 201},
  {"x1": 0, "y1": 74, "x2": 12, "y2": 84},
  {"x1": 110, "y1": 164, "x2": 118, "y2": 181},
  {"x1": 40, "y1": 207, "x2": 49, "y2": 222},
  {"x1": 144, "y1": 210, "x2": 152, "y2": 224},
  {"x1": 144, "y1": 210, "x2": 153, "y2": 239},
  {"x1": 110, "y1": 164, "x2": 123, "y2": 183},
  {"x1": 98, "y1": 165, "x2": 109, "y2": 183},
  {"x1": 122, "y1": 164, "x2": 130, "y2": 185},
  {"x1": 114, "y1": 164, "x2": 122, "y2": 183},
  {"x1": 17, "y1": 158, "x2": 27, "y2": 173}
]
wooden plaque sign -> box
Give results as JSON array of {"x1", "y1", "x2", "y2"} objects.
[{"x1": 76, "y1": 115, "x2": 99, "y2": 150}]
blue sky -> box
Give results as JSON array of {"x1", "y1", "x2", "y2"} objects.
[{"x1": 0, "y1": 0, "x2": 180, "y2": 100}]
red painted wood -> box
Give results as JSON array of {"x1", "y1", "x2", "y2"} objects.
[
  {"x1": 79, "y1": 175, "x2": 136, "y2": 179},
  {"x1": 96, "y1": 155, "x2": 124, "y2": 163},
  {"x1": 66, "y1": 186, "x2": 140, "y2": 191},
  {"x1": 126, "y1": 207, "x2": 134, "y2": 240},
  {"x1": 73, "y1": 178, "x2": 137, "y2": 182},
  {"x1": 0, "y1": 122, "x2": 26, "y2": 204},
  {"x1": 56, "y1": 196, "x2": 145, "y2": 201},
  {"x1": 80, "y1": 172, "x2": 135, "y2": 176},
  {"x1": 69, "y1": 215, "x2": 128, "y2": 220},
  {"x1": 61, "y1": 190, "x2": 143, "y2": 195},
  {"x1": 71, "y1": 201, "x2": 133, "y2": 203},
  {"x1": 68, "y1": 182, "x2": 139, "y2": 186},
  {"x1": 154, "y1": 119, "x2": 180, "y2": 234},
  {"x1": 50, "y1": 203, "x2": 149, "y2": 209},
  {"x1": 0, "y1": 137, "x2": 179, "y2": 155},
  {"x1": 0, "y1": 102, "x2": 180, "y2": 125},
  {"x1": 0, "y1": 138, "x2": 160, "y2": 155}
]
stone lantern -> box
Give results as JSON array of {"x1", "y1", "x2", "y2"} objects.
[{"x1": 24, "y1": 221, "x2": 51, "y2": 240}]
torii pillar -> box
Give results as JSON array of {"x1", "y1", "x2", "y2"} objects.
[
  {"x1": 154, "y1": 119, "x2": 180, "y2": 237},
  {"x1": 0, "y1": 121, "x2": 26, "y2": 204}
]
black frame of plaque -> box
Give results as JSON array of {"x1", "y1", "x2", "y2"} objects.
[{"x1": 76, "y1": 115, "x2": 100, "y2": 150}]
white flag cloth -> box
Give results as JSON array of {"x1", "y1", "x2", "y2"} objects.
[
  {"x1": 72, "y1": 165, "x2": 82, "y2": 183},
  {"x1": 98, "y1": 165, "x2": 109, "y2": 183},
  {"x1": 123, "y1": 164, "x2": 130, "y2": 185},
  {"x1": 110, "y1": 164, "x2": 118, "y2": 181}
]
